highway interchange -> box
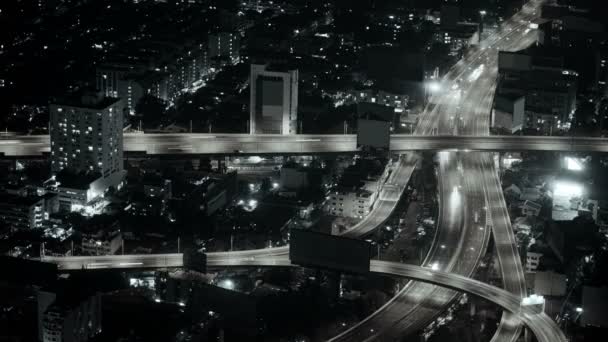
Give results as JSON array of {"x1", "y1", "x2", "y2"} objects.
[
  {"x1": 42, "y1": 252, "x2": 566, "y2": 342},
  {"x1": 34, "y1": 1, "x2": 572, "y2": 341}
]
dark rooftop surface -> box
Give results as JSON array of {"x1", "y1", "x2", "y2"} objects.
[
  {"x1": 51, "y1": 92, "x2": 121, "y2": 110},
  {"x1": 56, "y1": 170, "x2": 101, "y2": 189}
]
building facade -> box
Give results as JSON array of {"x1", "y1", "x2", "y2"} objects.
[
  {"x1": 0, "y1": 194, "x2": 44, "y2": 231},
  {"x1": 250, "y1": 64, "x2": 298, "y2": 135},
  {"x1": 325, "y1": 189, "x2": 376, "y2": 219},
  {"x1": 81, "y1": 230, "x2": 122, "y2": 256},
  {"x1": 208, "y1": 31, "x2": 240, "y2": 65},
  {"x1": 50, "y1": 93, "x2": 123, "y2": 177},
  {"x1": 39, "y1": 291, "x2": 102, "y2": 342}
]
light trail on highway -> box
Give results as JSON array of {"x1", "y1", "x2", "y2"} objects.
[
  {"x1": 4, "y1": 133, "x2": 608, "y2": 156},
  {"x1": 31, "y1": 1, "x2": 566, "y2": 341},
  {"x1": 344, "y1": 1, "x2": 546, "y2": 341},
  {"x1": 40, "y1": 253, "x2": 566, "y2": 342}
]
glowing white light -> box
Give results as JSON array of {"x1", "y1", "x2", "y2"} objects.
[
  {"x1": 554, "y1": 181, "x2": 583, "y2": 198},
  {"x1": 248, "y1": 199, "x2": 258, "y2": 207},
  {"x1": 575, "y1": 307, "x2": 583, "y2": 313},
  {"x1": 430, "y1": 262, "x2": 440, "y2": 271},
  {"x1": 272, "y1": 182, "x2": 279, "y2": 189},
  {"x1": 220, "y1": 279, "x2": 235, "y2": 290},
  {"x1": 428, "y1": 81, "x2": 441, "y2": 92},
  {"x1": 565, "y1": 157, "x2": 583, "y2": 171},
  {"x1": 522, "y1": 294, "x2": 544, "y2": 306}
]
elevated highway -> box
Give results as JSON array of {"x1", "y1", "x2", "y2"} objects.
[
  {"x1": 2, "y1": 133, "x2": 608, "y2": 156},
  {"x1": 41, "y1": 252, "x2": 565, "y2": 342}
]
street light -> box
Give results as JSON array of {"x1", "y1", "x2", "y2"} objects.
[
  {"x1": 575, "y1": 307, "x2": 583, "y2": 313},
  {"x1": 428, "y1": 81, "x2": 441, "y2": 93},
  {"x1": 479, "y1": 10, "x2": 487, "y2": 44},
  {"x1": 220, "y1": 279, "x2": 235, "y2": 290}
]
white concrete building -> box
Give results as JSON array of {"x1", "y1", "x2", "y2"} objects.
[
  {"x1": 326, "y1": 189, "x2": 376, "y2": 219},
  {"x1": 49, "y1": 169, "x2": 126, "y2": 214},
  {"x1": 250, "y1": 64, "x2": 298, "y2": 134},
  {"x1": 526, "y1": 251, "x2": 543, "y2": 272},
  {"x1": 50, "y1": 92, "x2": 123, "y2": 178}
]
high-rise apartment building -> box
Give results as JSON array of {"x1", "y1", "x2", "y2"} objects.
[
  {"x1": 208, "y1": 31, "x2": 240, "y2": 64},
  {"x1": 249, "y1": 64, "x2": 298, "y2": 135},
  {"x1": 50, "y1": 92, "x2": 123, "y2": 177}
]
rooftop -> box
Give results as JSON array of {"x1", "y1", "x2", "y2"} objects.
[
  {"x1": 52, "y1": 91, "x2": 121, "y2": 110},
  {"x1": 56, "y1": 170, "x2": 101, "y2": 190}
]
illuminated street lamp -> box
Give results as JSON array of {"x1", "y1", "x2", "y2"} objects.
[
  {"x1": 428, "y1": 81, "x2": 441, "y2": 93},
  {"x1": 220, "y1": 279, "x2": 235, "y2": 290},
  {"x1": 479, "y1": 10, "x2": 487, "y2": 43}
]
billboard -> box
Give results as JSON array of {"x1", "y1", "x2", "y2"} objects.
[
  {"x1": 357, "y1": 119, "x2": 391, "y2": 150},
  {"x1": 289, "y1": 229, "x2": 371, "y2": 274}
]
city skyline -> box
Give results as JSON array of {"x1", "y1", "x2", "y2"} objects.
[{"x1": 1, "y1": 1, "x2": 607, "y2": 342}]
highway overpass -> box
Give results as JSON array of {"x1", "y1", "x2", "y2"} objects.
[
  {"x1": 2, "y1": 133, "x2": 608, "y2": 156},
  {"x1": 41, "y1": 252, "x2": 565, "y2": 342}
]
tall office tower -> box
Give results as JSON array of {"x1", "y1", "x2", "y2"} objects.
[
  {"x1": 208, "y1": 31, "x2": 240, "y2": 64},
  {"x1": 249, "y1": 64, "x2": 299, "y2": 135},
  {"x1": 50, "y1": 92, "x2": 123, "y2": 177}
]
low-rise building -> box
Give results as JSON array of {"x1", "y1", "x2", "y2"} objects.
[
  {"x1": 522, "y1": 200, "x2": 542, "y2": 217},
  {"x1": 38, "y1": 282, "x2": 102, "y2": 342},
  {"x1": 325, "y1": 188, "x2": 376, "y2": 219},
  {"x1": 81, "y1": 229, "x2": 122, "y2": 256},
  {"x1": 324, "y1": 157, "x2": 389, "y2": 219},
  {"x1": 497, "y1": 48, "x2": 578, "y2": 134},
  {"x1": 492, "y1": 94, "x2": 525, "y2": 133},
  {"x1": 0, "y1": 193, "x2": 45, "y2": 231},
  {"x1": 143, "y1": 175, "x2": 172, "y2": 200},
  {"x1": 504, "y1": 184, "x2": 522, "y2": 200},
  {"x1": 532, "y1": 270, "x2": 567, "y2": 297},
  {"x1": 521, "y1": 187, "x2": 542, "y2": 202},
  {"x1": 513, "y1": 216, "x2": 533, "y2": 234},
  {"x1": 526, "y1": 251, "x2": 543, "y2": 272},
  {"x1": 47, "y1": 170, "x2": 125, "y2": 214}
]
